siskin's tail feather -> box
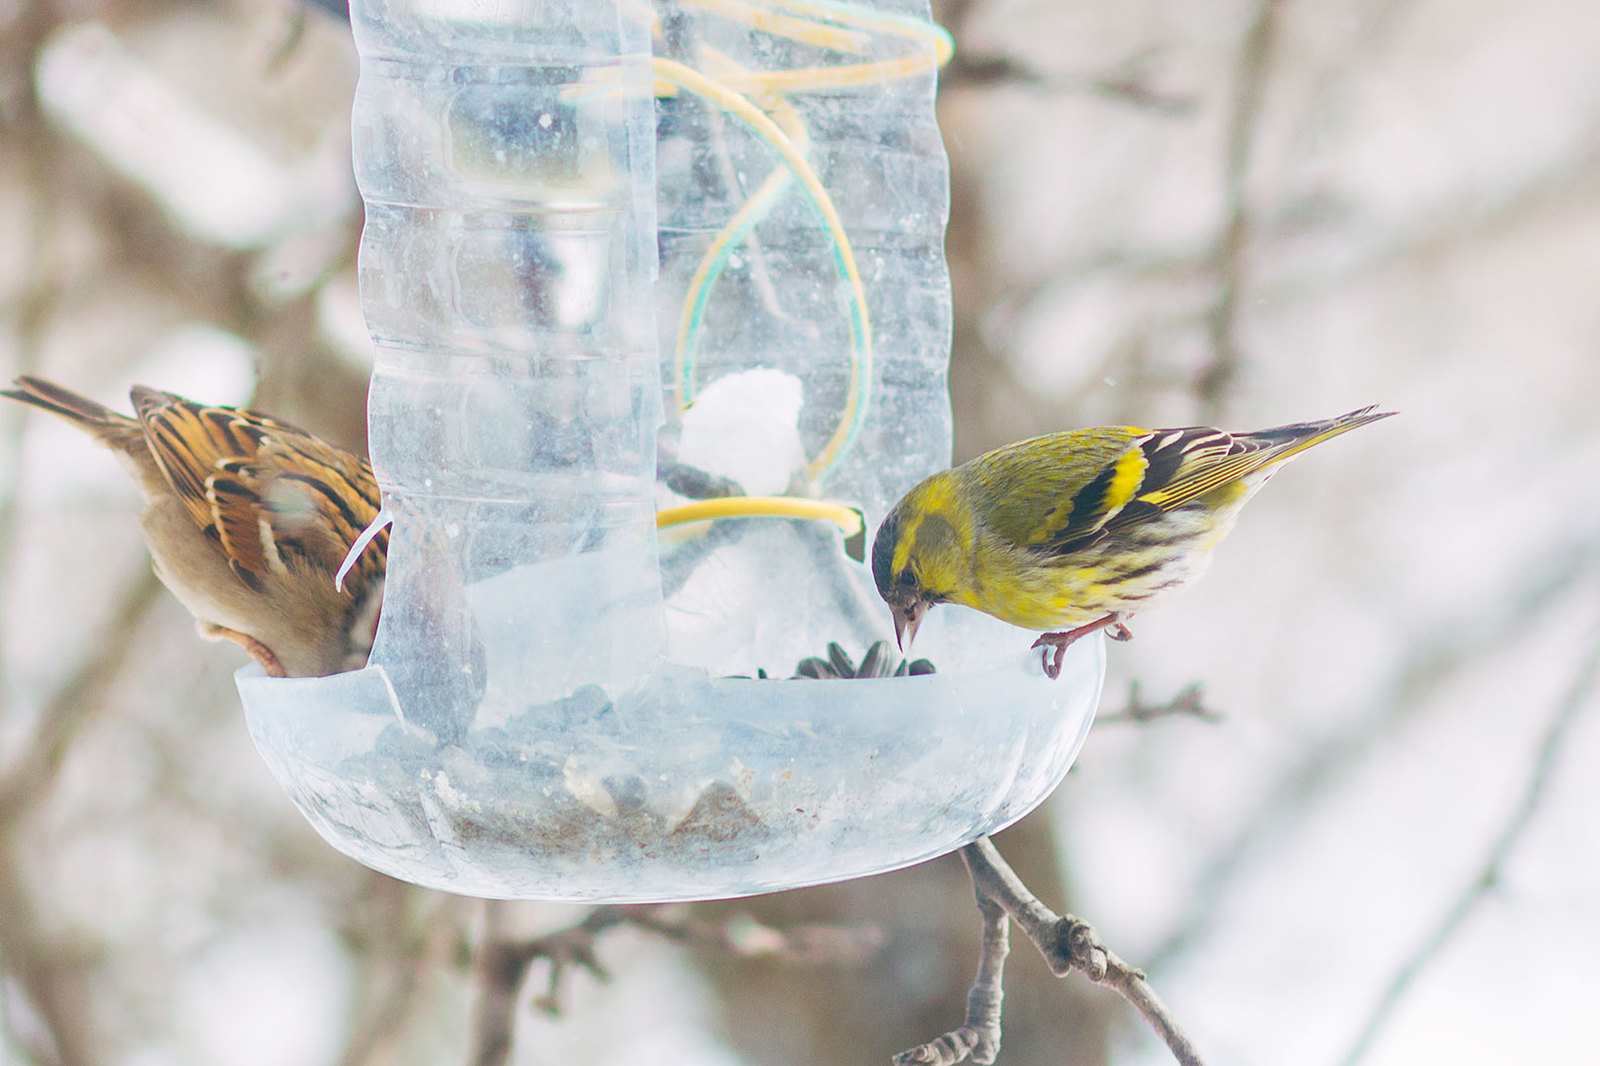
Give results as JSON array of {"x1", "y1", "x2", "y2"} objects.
[
  {"x1": 1253, "y1": 405, "x2": 1397, "y2": 464},
  {"x1": 1141, "y1": 406, "x2": 1395, "y2": 511}
]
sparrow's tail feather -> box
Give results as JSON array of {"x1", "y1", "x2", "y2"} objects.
[{"x1": 2, "y1": 374, "x2": 135, "y2": 431}]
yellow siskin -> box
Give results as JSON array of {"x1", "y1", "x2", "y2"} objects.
[
  {"x1": 872, "y1": 406, "x2": 1395, "y2": 678},
  {"x1": 3, "y1": 375, "x2": 386, "y2": 677}
]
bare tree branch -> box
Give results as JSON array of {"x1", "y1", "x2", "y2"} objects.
[
  {"x1": 469, "y1": 902, "x2": 886, "y2": 1065},
  {"x1": 967, "y1": 839, "x2": 1205, "y2": 1066},
  {"x1": 629, "y1": 906, "x2": 886, "y2": 967},
  {"x1": 894, "y1": 890, "x2": 1007, "y2": 1066},
  {"x1": 934, "y1": 0, "x2": 1195, "y2": 112},
  {"x1": 940, "y1": 52, "x2": 1197, "y2": 116},
  {"x1": 900, "y1": 838, "x2": 1205, "y2": 1066},
  {"x1": 1097, "y1": 681, "x2": 1221, "y2": 726}
]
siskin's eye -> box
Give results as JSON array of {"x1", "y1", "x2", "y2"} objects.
[{"x1": 896, "y1": 567, "x2": 917, "y2": 589}]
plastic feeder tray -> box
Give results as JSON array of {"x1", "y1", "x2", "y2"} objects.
[{"x1": 236, "y1": 0, "x2": 1104, "y2": 902}]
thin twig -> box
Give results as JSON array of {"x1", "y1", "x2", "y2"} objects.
[
  {"x1": 899, "y1": 839, "x2": 1205, "y2": 1066},
  {"x1": 1337, "y1": 616, "x2": 1600, "y2": 1066},
  {"x1": 965, "y1": 839, "x2": 1205, "y2": 1066},
  {"x1": 468, "y1": 903, "x2": 618, "y2": 1066},
  {"x1": 627, "y1": 906, "x2": 885, "y2": 966},
  {"x1": 940, "y1": 53, "x2": 1197, "y2": 116},
  {"x1": 1097, "y1": 681, "x2": 1222, "y2": 726},
  {"x1": 894, "y1": 866, "x2": 1008, "y2": 1066},
  {"x1": 468, "y1": 902, "x2": 885, "y2": 1065}
]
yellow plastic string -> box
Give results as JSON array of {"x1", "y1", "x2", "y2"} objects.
[
  {"x1": 682, "y1": 0, "x2": 871, "y2": 54},
  {"x1": 657, "y1": 495, "x2": 864, "y2": 555},
  {"x1": 710, "y1": 0, "x2": 952, "y2": 94},
  {"x1": 661, "y1": 3, "x2": 952, "y2": 483},
  {"x1": 764, "y1": 0, "x2": 954, "y2": 64},
  {"x1": 654, "y1": 57, "x2": 872, "y2": 482},
  {"x1": 671, "y1": 50, "x2": 810, "y2": 412},
  {"x1": 580, "y1": 2, "x2": 953, "y2": 483}
]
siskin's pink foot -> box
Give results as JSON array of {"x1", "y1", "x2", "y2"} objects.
[
  {"x1": 199, "y1": 622, "x2": 286, "y2": 677},
  {"x1": 1032, "y1": 613, "x2": 1132, "y2": 679}
]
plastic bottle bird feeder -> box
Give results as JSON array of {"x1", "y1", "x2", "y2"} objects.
[{"x1": 236, "y1": 0, "x2": 1104, "y2": 902}]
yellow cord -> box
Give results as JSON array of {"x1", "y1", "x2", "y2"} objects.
[
  {"x1": 581, "y1": 3, "x2": 954, "y2": 485},
  {"x1": 708, "y1": 0, "x2": 952, "y2": 95},
  {"x1": 653, "y1": 57, "x2": 872, "y2": 484},
  {"x1": 716, "y1": 54, "x2": 933, "y2": 95},
  {"x1": 764, "y1": 0, "x2": 954, "y2": 64},
  {"x1": 682, "y1": 0, "x2": 871, "y2": 53},
  {"x1": 671, "y1": 50, "x2": 811, "y2": 412},
  {"x1": 657, "y1": 495, "x2": 863, "y2": 537}
]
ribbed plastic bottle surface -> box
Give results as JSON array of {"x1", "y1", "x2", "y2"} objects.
[{"x1": 237, "y1": 0, "x2": 1103, "y2": 901}]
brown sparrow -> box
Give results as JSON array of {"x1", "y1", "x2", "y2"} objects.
[{"x1": 3, "y1": 375, "x2": 386, "y2": 677}]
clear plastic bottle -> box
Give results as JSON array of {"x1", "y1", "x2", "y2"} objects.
[{"x1": 238, "y1": 0, "x2": 1104, "y2": 901}]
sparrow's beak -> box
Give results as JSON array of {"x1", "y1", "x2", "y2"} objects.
[{"x1": 892, "y1": 600, "x2": 928, "y2": 651}]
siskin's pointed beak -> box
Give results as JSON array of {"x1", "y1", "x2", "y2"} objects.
[{"x1": 892, "y1": 601, "x2": 926, "y2": 651}]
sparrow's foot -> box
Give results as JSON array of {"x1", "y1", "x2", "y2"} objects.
[{"x1": 199, "y1": 622, "x2": 286, "y2": 677}]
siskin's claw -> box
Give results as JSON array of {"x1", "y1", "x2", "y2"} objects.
[
  {"x1": 1030, "y1": 632, "x2": 1068, "y2": 679},
  {"x1": 1032, "y1": 612, "x2": 1130, "y2": 677}
]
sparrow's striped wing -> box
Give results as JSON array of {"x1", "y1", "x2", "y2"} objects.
[{"x1": 131, "y1": 387, "x2": 384, "y2": 592}]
